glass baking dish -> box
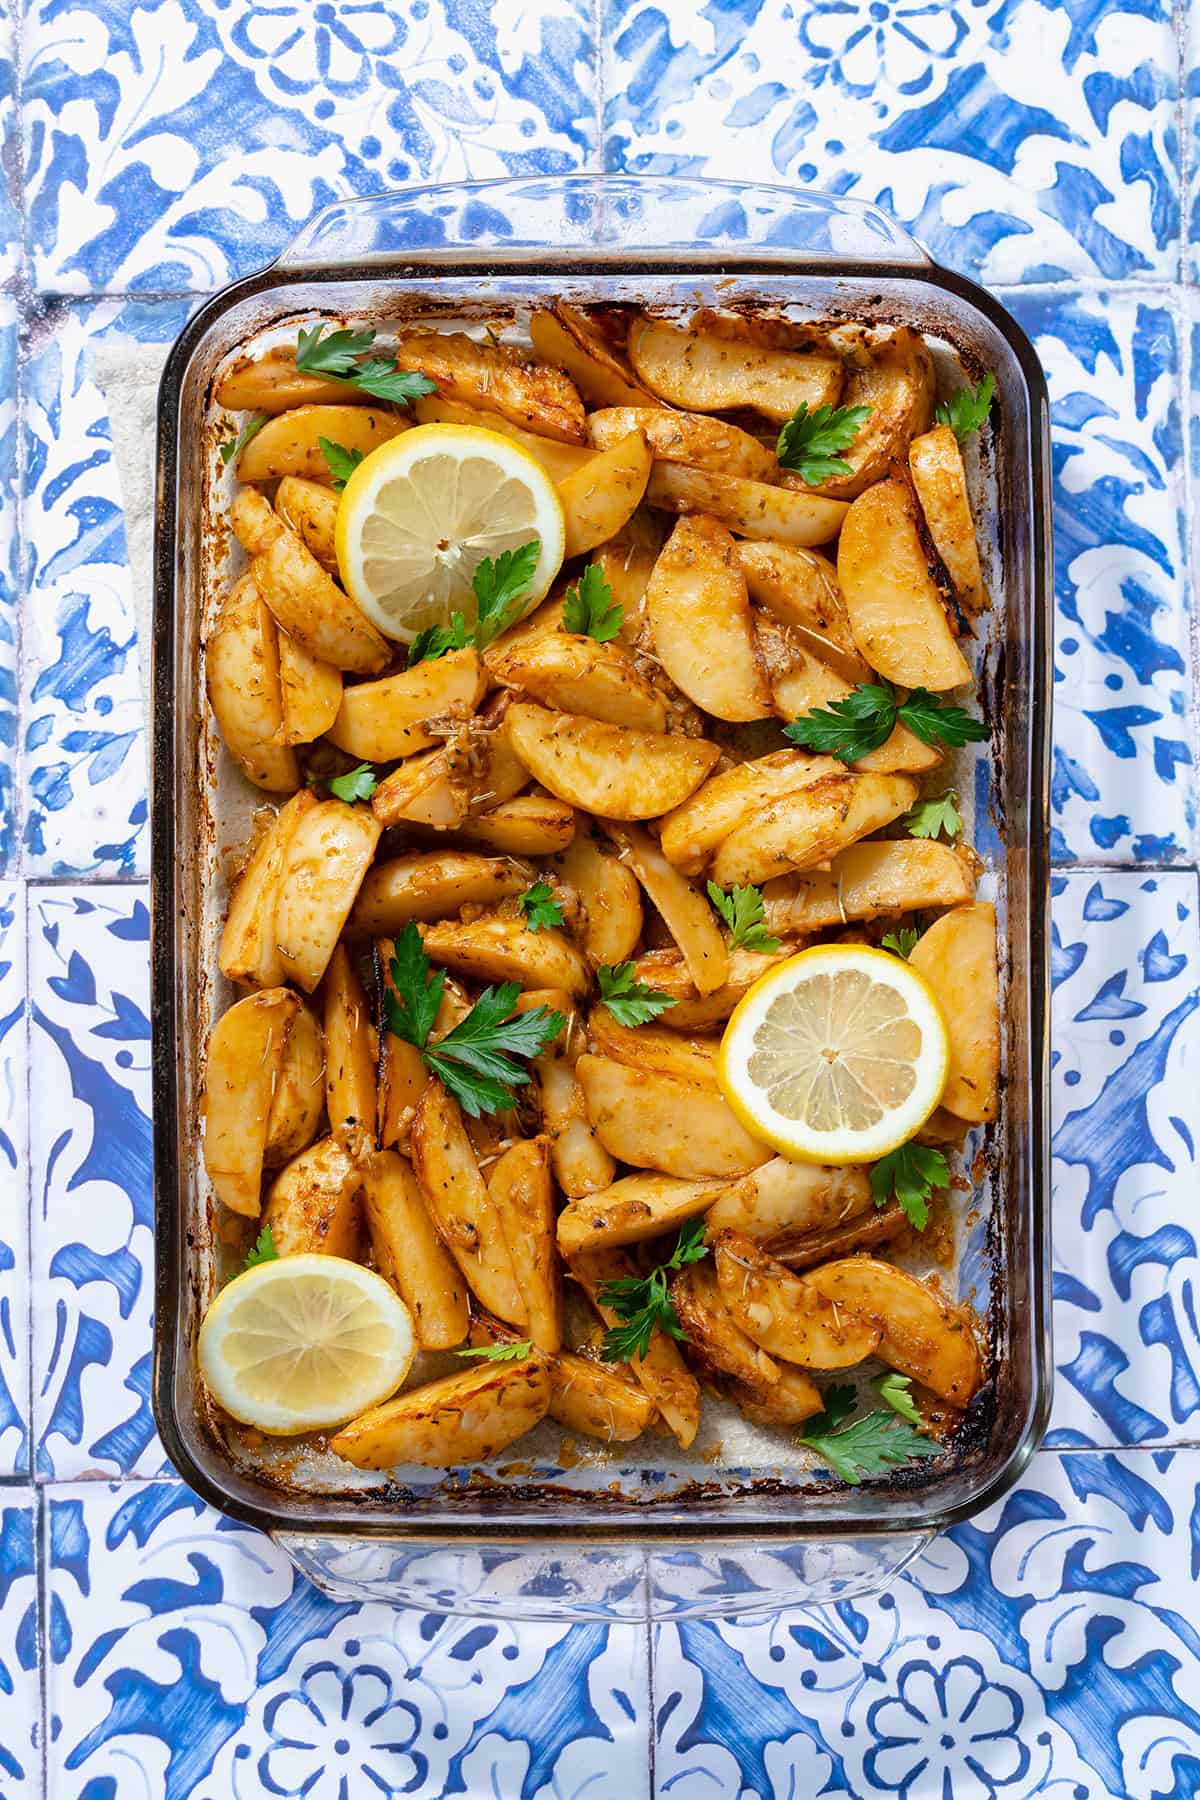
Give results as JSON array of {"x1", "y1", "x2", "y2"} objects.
[{"x1": 150, "y1": 175, "x2": 1053, "y2": 1620}]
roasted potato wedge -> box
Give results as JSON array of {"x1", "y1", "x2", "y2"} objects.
[
  {"x1": 206, "y1": 575, "x2": 298, "y2": 792},
  {"x1": 262, "y1": 1135, "x2": 363, "y2": 1259},
  {"x1": 908, "y1": 901, "x2": 1000, "y2": 1122},
  {"x1": 587, "y1": 1011, "x2": 718, "y2": 1087},
  {"x1": 456, "y1": 793, "x2": 577, "y2": 856},
  {"x1": 322, "y1": 944, "x2": 377, "y2": 1156},
  {"x1": 793, "y1": 327, "x2": 935, "y2": 499},
  {"x1": 274, "y1": 799, "x2": 381, "y2": 992},
  {"x1": 229, "y1": 484, "x2": 288, "y2": 556},
  {"x1": 588, "y1": 406, "x2": 777, "y2": 482},
  {"x1": 275, "y1": 476, "x2": 338, "y2": 569},
  {"x1": 553, "y1": 825, "x2": 642, "y2": 965},
  {"x1": 770, "y1": 1199, "x2": 908, "y2": 1269},
  {"x1": 203, "y1": 987, "x2": 300, "y2": 1217},
  {"x1": 645, "y1": 514, "x2": 773, "y2": 722},
  {"x1": 410, "y1": 1081, "x2": 527, "y2": 1326},
  {"x1": 487, "y1": 1137, "x2": 562, "y2": 1353},
  {"x1": 349, "y1": 851, "x2": 527, "y2": 935},
  {"x1": 371, "y1": 747, "x2": 470, "y2": 832},
  {"x1": 917, "y1": 1106, "x2": 972, "y2": 1150},
  {"x1": 362, "y1": 1150, "x2": 469, "y2": 1349},
  {"x1": 909, "y1": 423, "x2": 989, "y2": 612},
  {"x1": 219, "y1": 789, "x2": 318, "y2": 988},
  {"x1": 506, "y1": 703, "x2": 719, "y2": 820},
  {"x1": 762, "y1": 840, "x2": 976, "y2": 936},
  {"x1": 420, "y1": 912, "x2": 591, "y2": 998},
  {"x1": 329, "y1": 1358, "x2": 550, "y2": 1469},
  {"x1": 706, "y1": 1159, "x2": 873, "y2": 1246},
  {"x1": 603, "y1": 822, "x2": 729, "y2": 994},
  {"x1": 647, "y1": 463, "x2": 849, "y2": 547},
  {"x1": 216, "y1": 349, "x2": 360, "y2": 414},
  {"x1": 577, "y1": 1055, "x2": 772, "y2": 1179},
  {"x1": 263, "y1": 1003, "x2": 325, "y2": 1168},
  {"x1": 672, "y1": 1262, "x2": 781, "y2": 1392},
  {"x1": 712, "y1": 1228, "x2": 882, "y2": 1369},
  {"x1": 394, "y1": 329, "x2": 586, "y2": 444},
  {"x1": 627, "y1": 316, "x2": 842, "y2": 420},
  {"x1": 659, "y1": 748, "x2": 841, "y2": 875},
  {"x1": 710, "y1": 769, "x2": 920, "y2": 887},
  {"x1": 530, "y1": 306, "x2": 659, "y2": 409},
  {"x1": 535, "y1": 1015, "x2": 617, "y2": 1199},
  {"x1": 374, "y1": 938, "x2": 434, "y2": 1149},
  {"x1": 591, "y1": 511, "x2": 664, "y2": 646},
  {"x1": 838, "y1": 478, "x2": 971, "y2": 691},
  {"x1": 275, "y1": 629, "x2": 342, "y2": 747},
  {"x1": 629, "y1": 946, "x2": 793, "y2": 1030},
  {"x1": 490, "y1": 627, "x2": 667, "y2": 732},
  {"x1": 570, "y1": 1247, "x2": 702, "y2": 1448},
  {"x1": 719, "y1": 1362, "x2": 824, "y2": 1427},
  {"x1": 236, "y1": 403, "x2": 407, "y2": 485},
  {"x1": 803, "y1": 1258, "x2": 981, "y2": 1405},
  {"x1": 547, "y1": 1350, "x2": 659, "y2": 1442},
  {"x1": 735, "y1": 540, "x2": 869, "y2": 680},
  {"x1": 253, "y1": 529, "x2": 391, "y2": 676},
  {"x1": 558, "y1": 429, "x2": 652, "y2": 559},
  {"x1": 413, "y1": 391, "x2": 592, "y2": 480},
  {"x1": 557, "y1": 1172, "x2": 725, "y2": 1256},
  {"x1": 328, "y1": 648, "x2": 486, "y2": 762}
]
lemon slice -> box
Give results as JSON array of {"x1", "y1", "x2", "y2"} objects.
[
  {"x1": 717, "y1": 944, "x2": 949, "y2": 1163},
  {"x1": 198, "y1": 1254, "x2": 415, "y2": 1435},
  {"x1": 335, "y1": 422, "x2": 566, "y2": 643}
]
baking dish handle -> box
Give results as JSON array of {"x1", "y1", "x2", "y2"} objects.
[
  {"x1": 274, "y1": 176, "x2": 931, "y2": 270},
  {"x1": 271, "y1": 1530, "x2": 934, "y2": 1620}
]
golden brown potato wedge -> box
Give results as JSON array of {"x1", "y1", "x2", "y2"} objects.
[
  {"x1": 236, "y1": 403, "x2": 408, "y2": 484},
  {"x1": 420, "y1": 912, "x2": 591, "y2": 997},
  {"x1": 671, "y1": 1262, "x2": 781, "y2": 1392},
  {"x1": 329, "y1": 1358, "x2": 550, "y2": 1469},
  {"x1": 720, "y1": 1362, "x2": 824, "y2": 1427},
  {"x1": 793, "y1": 327, "x2": 935, "y2": 500},
  {"x1": 647, "y1": 463, "x2": 849, "y2": 546},
  {"x1": 490, "y1": 627, "x2": 667, "y2": 733},
  {"x1": 413, "y1": 392, "x2": 592, "y2": 480},
  {"x1": 253, "y1": 529, "x2": 391, "y2": 675},
  {"x1": 203, "y1": 987, "x2": 300, "y2": 1217},
  {"x1": 916, "y1": 1106, "x2": 972, "y2": 1150},
  {"x1": 577, "y1": 1055, "x2": 772, "y2": 1180},
  {"x1": 557, "y1": 1173, "x2": 725, "y2": 1257},
  {"x1": 349, "y1": 851, "x2": 527, "y2": 935},
  {"x1": 206, "y1": 575, "x2": 299, "y2": 792},
  {"x1": 529, "y1": 306, "x2": 659, "y2": 409},
  {"x1": 262, "y1": 1135, "x2": 363, "y2": 1259},
  {"x1": 629, "y1": 947, "x2": 792, "y2": 1031},
  {"x1": 263, "y1": 1004, "x2": 325, "y2": 1168},
  {"x1": 909, "y1": 423, "x2": 989, "y2": 611},
  {"x1": 275, "y1": 629, "x2": 342, "y2": 747},
  {"x1": 275, "y1": 476, "x2": 338, "y2": 569},
  {"x1": 362, "y1": 1149, "x2": 469, "y2": 1349},
  {"x1": 803, "y1": 1258, "x2": 981, "y2": 1405},
  {"x1": 591, "y1": 511, "x2": 664, "y2": 647},
  {"x1": 837, "y1": 478, "x2": 971, "y2": 690},
  {"x1": 371, "y1": 747, "x2": 470, "y2": 832},
  {"x1": 547, "y1": 1350, "x2": 659, "y2": 1442},
  {"x1": 761, "y1": 840, "x2": 977, "y2": 936},
  {"x1": 374, "y1": 938, "x2": 433, "y2": 1149},
  {"x1": 456, "y1": 793, "x2": 577, "y2": 856},
  {"x1": 557, "y1": 430, "x2": 652, "y2": 559},
  {"x1": 219, "y1": 789, "x2": 319, "y2": 989},
  {"x1": 487, "y1": 1137, "x2": 562, "y2": 1354},
  {"x1": 712, "y1": 1228, "x2": 882, "y2": 1369},
  {"x1": 645, "y1": 514, "x2": 773, "y2": 723},
  {"x1": 603, "y1": 822, "x2": 729, "y2": 995},
  {"x1": 410, "y1": 1081, "x2": 527, "y2": 1326},
  {"x1": 216, "y1": 349, "x2": 360, "y2": 413},
  {"x1": 587, "y1": 1011, "x2": 718, "y2": 1087},
  {"x1": 553, "y1": 825, "x2": 642, "y2": 965},
  {"x1": 322, "y1": 943, "x2": 377, "y2": 1156},
  {"x1": 328, "y1": 648, "x2": 486, "y2": 762},
  {"x1": 908, "y1": 901, "x2": 1000, "y2": 1122},
  {"x1": 659, "y1": 748, "x2": 841, "y2": 875},
  {"x1": 229, "y1": 484, "x2": 287, "y2": 556},
  {"x1": 394, "y1": 329, "x2": 587, "y2": 444},
  {"x1": 506, "y1": 703, "x2": 719, "y2": 820},
  {"x1": 769, "y1": 1199, "x2": 908, "y2": 1269},
  {"x1": 535, "y1": 1012, "x2": 617, "y2": 1199},
  {"x1": 627, "y1": 316, "x2": 842, "y2": 420},
  {"x1": 570, "y1": 1247, "x2": 702, "y2": 1448},
  {"x1": 588, "y1": 407, "x2": 778, "y2": 481},
  {"x1": 735, "y1": 540, "x2": 869, "y2": 680},
  {"x1": 710, "y1": 769, "x2": 920, "y2": 887},
  {"x1": 275, "y1": 799, "x2": 382, "y2": 992},
  {"x1": 706, "y1": 1159, "x2": 873, "y2": 1245}
]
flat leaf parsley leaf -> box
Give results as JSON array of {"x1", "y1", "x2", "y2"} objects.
[
  {"x1": 869, "y1": 1141, "x2": 949, "y2": 1231},
  {"x1": 706, "y1": 881, "x2": 781, "y2": 953},
  {"x1": 903, "y1": 791, "x2": 963, "y2": 840},
  {"x1": 244, "y1": 1225, "x2": 279, "y2": 1269},
  {"x1": 318, "y1": 436, "x2": 364, "y2": 490},
  {"x1": 776, "y1": 402, "x2": 871, "y2": 485},
  {"x1": 875, "y1": 1372, "x2": 924, "y2": 1426},
  {"x1": 328, "y1": 763, "x2": 378, "y2": 804},
  {"x1": 880, "y1": 927, "x2": 920, "y2": 960},
  {"x1": 936, "y1": 372, "x2": 995, "y2": 442},
  {"x1": 562, "y1": 565, "x2": 623, "y2": 641},
  {"x1": 784, "y1": 681, "x2": 987, "y2": 764},
  {"x1": 596, "y1": 962, "x2": 678, "y2": 1027},
  {"x1": 799, "y1": 1404, "x2": 940, "y2": 1485},
  {"x1": 518, "y1": 881, "x2": 564, "y2": 932},
  {"x1": 473, "y1": 540, "x2": 541, "y2": 647},
  {"x1": 599, "y1": 1219, "x2": 710, "y2": 1362},
  {"x1": 219, "y1": 414, "x2": 266, "y2": 468},
  {"x1": 456, "y1": 1339, "x2": 535, "y2": 1363},
  {"x1": 294, "y1": 324, "x2": 437, "y2": 406}
]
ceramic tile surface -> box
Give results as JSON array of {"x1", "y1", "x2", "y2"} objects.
[{"x1": 2, "y1": 0, "x2": 1200, "y2": 1793}]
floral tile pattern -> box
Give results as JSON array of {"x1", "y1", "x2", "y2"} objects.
[
  {"x1": 0, "y1": 885, "x2": 29, "y2": 1481},
  {"x1": 0, "y1": 1498, "x2": 39, "y2": 1800},
  {"x1": 0, "y1": 301, "x2": 16, "y2": 876}
]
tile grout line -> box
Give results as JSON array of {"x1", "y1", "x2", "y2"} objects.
[{"x1": 591, "y1": 0, "x2": 605, "y2": 176}]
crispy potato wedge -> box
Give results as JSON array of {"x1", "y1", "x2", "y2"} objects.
[
  {"x1": 349, "y1": 851, "x2": 527, "y2": 935},
  {"x1": 647, "y1": 463, "x2": 848, "y2": 546},
  {"x1": 577, "y1": 1055, "x2": 772, "y2": 1179},
  {"x1": 558, "y1": 1173, "x2": 725, "y2": 1257},
  {"x1": 803, "y1": 1257, "x2": 981, "y2": 1404},
  {"x1": 706, "y1": 1159, "x2": 873, "y2": 1246},
  {"x1": 710, "y1": 770, "x2": 920, "y2": 887},
  {"x1": 216, "y1": 349, "x2": 360, "y2": 414},
  {"x1": 203, "y1": 987, "x2": 300, "y2": 1217},
  {"x1": 627, "y1": 316, "x2": 842, "y2": 420},
  {"x1": 630, "y1": 947, "x2": 792, "y2": 1030},
  {"x1": 646, "y1": 514, "x2": 772, "y2": 722},
  {"x1": 588, "y1": 407, "x2": 778, "y2": 481},
  {"x1": 908, "y1": 901, "x2": 1000, "y2": 1122},
  {"x1": 237, "y1": 403, "x2": 408, "y2": 485},
  {"x1": 371, "y1": 747, "x2": 469, "y2": 832},
  {"x1": 362, "y1": 1149, "x2": 469, "y2": 1349},
  {"x1": 529, "y1": 306, "x2": 659, "y2": 409},
  {"x1": 591, "y1": 511, "x2": 664, "y2": 646},
  {"x1": 570, "y1": 1247, "x2": 702, "y2": 1447},
  {"x1": 219, "y1": 789, "x2": 318, "y2": 989},
  {"x1": 535, "y1": 1015, "x2": 617, "y2": 1199},
  {"x1": 410, "y1": 1082, "x2": 527, "y2": 1325},
  {"x1": 449, "y1": 793, "x2": 574, "y2": 856},
  {"x1": 490, "y1": 627, "x2": 667, "y2": 733},
  {"x1": 587, "y1": 1011, "x2": 718, "y2": 1087},
  {"x1": 761, "y1": 840, "x2": 977, "y2": 936},
  {"x1": 553, "y1": 825, "x2": 642, "y2": 965},
  {"x1": 659, "y1": 748, "x2": 841, "y2": 875},
  {"x1": 487, "y1": 1137, "x2": 562, "y2": 1353},
  {"x1": 322, "y1": 944, "x2": 377, "y2": 1156},
  {"x1": 558, "y1": 429, "x2": 652, "y2": 559},
  {"x1": 838, "y1": 478, "x2": 971, "y2": 691},
  {"x1": 506, "y1": 703, "x2": 719, "y2": 820},
  {"x1": 253, "y1": 528, "x2": 391, "y2": 675},
  {"x1": 719, "y1": 1362, "x2": 824, "y2": 1427},
  {"x1": 329, "y1": 1358, "x2": 550, "y2": 1469},
  {"x1": 603, "y1": 822, "x2": 729, "y2": 994},
  {"x1": 229, "y1": 484, "x2": 288, "y2": 556},
  {"x1": 394, "y1": 329, "x2": 587, "y2": 444},
  {"x1": 548, "y1": 1350, "x2": 658, "y2": 1442},
  {"x1": 275, "y1": 629, "x2": 342, "y2": 747},
  {"x1": 795, "y1": 327, "x2": 935, "y2": 500},
  {"x1": 275, "y1": 799, "x2": 382, "y2": 992},
  {"x1": 374, "y1": 938, "x2": 433, "y2": 1149},
  {"x1": 770, "y1": 1199, "x2": 908, "y2": 1269},
  {"x1": 909, "y1": 423, "x2": 989, "y2": 612},
  {"x1": 420, "y1": 912, "x2": 591, "y2": 997},
  {"x1": 736, "y1": 540, "x2": 870, "y2": 681},
  {"x1": 275, "y1": 476, "x2": 338, "y2": 569},
  {"x1": 328, "y1": 648, "x2": 485, "y2": 763},
  {"x1": 206, "y1": 575, "x2": 299, "y2": 792},
  {"x1": 672, "y1": 1262, "x2": 781, "y2": 1392},
  {"x1": 413, "y1": 392, "x2": 592, "y2": 480},
  {"x1": 263, "y1": 1004, "x2": 325, "y2": 1168},
  {"x1": 262, "y1": 1135, "x2": 363, "y2": 1259},
  {"x1": 712, "y1": 1228, "x2": 881, "y2": 1369}
]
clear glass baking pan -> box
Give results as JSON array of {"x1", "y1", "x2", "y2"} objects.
[{"x1": 151, "y1": 175, "x2": 1052, "y2": 1619}]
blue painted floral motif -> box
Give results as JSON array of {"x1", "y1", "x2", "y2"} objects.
[
  {"x1": 863, "y1": 1656, "x2": 1029, "y2": 1798},
  {"x1": 798, "y1": 0, "x2": 970, "y2": 100},
  {"x1": 258, "y1": 1662, "x2": 424, "y2": 1796},
  {"x1": 0, "y1": 886, "x2": 29, "y2": 1478},
  {"x1": 0, "y1": 1502, "x2": 38, "y2": 1794}
]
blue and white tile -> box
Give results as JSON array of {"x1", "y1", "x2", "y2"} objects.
[
  {"x1": 0, "y1": 3, "x2": 20, "y2": 286},
  {"x1": 653, "y1": 1448, "x2": 1200, "y2": 1799},
  {"x1": 0, "y1": 1499, "x2": 39, "y2": 1800},
  {"x1": 1002, "y1": 288, "x2": 1192, "y2": 864},
  {"x1": 0, "y1": 300, "x2": 17, "y2": 875},
  {"x1": 46, "y1": 1480, "x2": 650, "y2": 1800},
  {"x1": 28, "y1": 887, "x2": 160, "y2": 1480},
  {"x1": 603, "y1": 0, "x2": 1181, "y2": 284},
  {"x1": 0, "y1": 886, "x2": 29, "y2": 1481},
  {"x1": 1049, "y1": 871, "x2": 1200, "y2": 1450},
  {"x1": 21, "y1": 0, "x2": 598, "y2": 294}
]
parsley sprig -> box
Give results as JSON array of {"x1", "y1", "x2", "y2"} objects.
[
  {"x1": 776, "y1": 402, "x2": 871, "y2": 485},
  {"x1": 936, "y1": 372, "x2": 995, "y2": 442},
  {"x1": 408, "y1": 539, "x2": 541, "y2": 666},
  {"x1": 903, "y1": 791, "x2": 963, "y2": 840},
  {"x1": 220, "y1": 414, "x2": 266, "y2": 468},
  {"x1": 799, "y1": 1381, "x2": 940, "y2": 1484},
  {"x1": 880, "y1": 926, "x2": 920, "y2": 960},
  {"x1": 869, "y1": 1141, "x2": 949, "y2": 1231},
  {"x1": 875, "y1": 1372, "x2": 923, "y2": 1426},
  {"x1": 562, "y1": 565, "x2": 623, "y2": 641},
  {"x1": 294, "y1": 324, "x2": 438, "y2": 406},
  {"x1": 382, "y1": 923, "x2": 564, "y2": 1117},
  {"x1": 599, "y1": 1220, "x2": 709, "y2": 1362},
  {"x1": 706, "y1": 881, "x2": 780, "y2": 953},
  {"x1": 597, "y1": 962, "x2": 678, "y2": 1027},
  {"x1": 784, "y1": 681, "x2": 987, "y2": 764},
  {"x1": 518, "y1": 881, "x2": 564, "y2": 932},
  {"x1": 244, "y1": 1225, "x2": 279, "y2": 1269},
  {"x1": 328, "y1": 763, "x2": 378, "y2": 804},
  {"x1": 319, "y1": 436, "x2": 364, "y2": 490},
  {"x1": 457, "y1": 1339, "x2": 535, "y2": 1363}
]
